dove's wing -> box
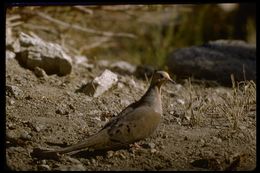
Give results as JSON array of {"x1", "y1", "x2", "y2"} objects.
[{"x1": 107, "y1": 106, "x2": 161, "y2": 144}]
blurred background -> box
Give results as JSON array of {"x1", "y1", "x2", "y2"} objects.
[{"x1": 6, "y1": 3, "x2": 256, "y2": 69}]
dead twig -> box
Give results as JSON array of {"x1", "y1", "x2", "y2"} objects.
[
  {"x1": 6, "y1": 14, "x2": 21, "y2": 22},
  {"x1": 101, "y1": 5, "x2": 145, "y2": 11},
  {"x1": 6, "y1": 15, "x2": 22, "y2": 27},
  {"x1": 73, "y1": 6, "x2": 94, "y2": 15},
  {"x1": 23, "y1": 23, "x2": 55, "y2": 32},
  {"x1": 35, "y1": 11, "x2": 137, "y2": 39},
  {"x1": 79, "y1": 37, "x2": 111, "y2": 52}
]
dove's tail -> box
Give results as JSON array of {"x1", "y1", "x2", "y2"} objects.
[
  {"x1": 34, "y1": 129, "x2": 110, "y2": 157},
  {"x1": 60, "y1": 129, "x2": 111, "y2": 154}
]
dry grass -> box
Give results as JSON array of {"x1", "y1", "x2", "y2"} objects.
[
  {"x1": 173, "y1": 76, "x2": 256, "y2": 131},
  {"x1": 216, "y1": 76, "x2": 256, "y2": 130}
]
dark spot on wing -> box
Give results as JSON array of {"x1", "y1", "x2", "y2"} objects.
[
  {"x1": 110, "y1": 138, "x2": 121, "y2": 143},
  {"x1": 127, "y1": 125, "x2": 131, "y2": 133}
]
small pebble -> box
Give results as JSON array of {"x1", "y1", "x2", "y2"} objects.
[
  {"x1": 148, "y1": 142, "x2": 156, "y2": 149},
  {"x1": 117, "y1": 82, "x2": 124, "y2": 89},
  {"x1": 9, "y1": 99, "x2": 15, "y2": 105},
  {"x1": 239, "y1": 125, "x2": 247, "y2": 130},
  {"x1": 40, "y1": 160, "x2": 46, "y2": 164},
  {"x1": 56, "y1": 109, "x2": 69, "y2": 115},
  {"x1": 162, "y1": 134, "x2": 168, "y2": 139},
  {"x1": 90, "y1": 158, "x2": 96, "y2": 164},
  {"x1": 68, "y1": 157, "x2": 82, "y2": 164},
  {"x1": 199, "y1": 139, "x2": 205, "y2": 146},
  {"x1": 38, "y1": 164, "x2": 50, "y2": 171},
  {"x1": 7, "y1": 123, "x2": 16, "y2": 130},
  {"x1": 238, "y1": 133, "x2": 245, "y2": 139},
  {"x1": 176, "y1": 99, "x2": 185, "y2": 105},
  {"x1": 212, "y1": 136, "x2": 222, "y2": 143},
  {"x1": 119, "y1": 153, "x2": 126, "y2": 159},
  {"x1": 72, "y1": 164, "x2": 86, "y2": 171},
  {"x1": 35, "y1": 126, "x2": 41, "y2": 132},
  {"x1": 107, "y1": 150, "x2": 114, "y2": 158},
  {"x1": 34, "y1": 67, "x2": 47, "y2": 78},
  {"x1": 6, "y1": 85, "x2": 23, "y2": 98},
  {"x1": 25, "y1": 95, "x2": 32, "y2": 100},
  {"x1": 160, "y1": 145, "x2": 165, "y2": 149},
  {"x1": 176, "y1": 118, "x2": 182, "y2": 125},
  {"x1": 151, "y1": 148, "x2": 157, "y2": 153},
  {"x1": 20, "y1": 130, "x2": 31, "y2": 140}
]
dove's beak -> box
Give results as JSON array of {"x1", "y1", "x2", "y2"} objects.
[{"x1": 168, "y1": 77, "x2": 176, "y2": 84}]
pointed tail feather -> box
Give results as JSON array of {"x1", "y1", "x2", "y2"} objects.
[{"x1": 32, "y1": 129, "x2": 110, "y2": 158}]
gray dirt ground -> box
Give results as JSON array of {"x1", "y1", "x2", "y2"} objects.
[{"x1": 5, "y1": 58, "x2": 256, "y2": 171}]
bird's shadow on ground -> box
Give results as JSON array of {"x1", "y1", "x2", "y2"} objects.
[{"x1": 71, "y1": 146, "x2": 130, "y2": 159}]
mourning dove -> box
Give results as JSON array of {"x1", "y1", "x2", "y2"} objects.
[{"x1": 32, "y1": 70, "x2": 175, "y2": 158}]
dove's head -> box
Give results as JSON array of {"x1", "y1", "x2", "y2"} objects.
[{"x1": 151, "y1": 70, "x2": 175, "y2": 87}]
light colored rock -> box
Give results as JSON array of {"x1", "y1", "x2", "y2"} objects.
[
  {"x1": 110, "y1": 60, "x2": 136, "y2": 74},
  {"x1": 199, "y1": 139, "x2": 206, "y2": 147},
  {"x1": 6, "y1": 85, "x2": 23, "y2": 98},
  {"x1": 6, "y1": 50, "x2": 15, "y2": 59},
  {"x1": 67, "y1": 157, "x2": 82, "y2": 164},
  {"x1": 107, "y1": 150, "x2": 114, "y2": 158},
  {"x1": 57, "y1": 164, "x2": 86, "y2": 171},
  {"x1": 20, "y1": 130, "x2": 31, "y2": 140},
  {"x1": 97, "y1": 59, "x2": 110, "y2": 67},
  {"x1": 79, "y1": 69, "x2": 118, "y2": 97},
  {"x1": 148, "y1": 142, "x2": 156, "y2": 149},
  {"x1": 38, "y1": 164, "x2": 51, "y2": 171},
  {"x1": 212, "y1": 136, "x2": 222, "y2": 143},
  {"x1": 34, "y1": 67, "x2": 48, "y2": 78},
  {"x1": 151, "y1": 148, "x2": 157, "y2": 153},
  {"x1": 6, "y1": 26, "x2": 14, "y2": 46},
  {"x1": 32, "y1": 123, "x2": 45, "y2": 132},
  {"x1": 74, "y1": 55, "x2": 94, "y2": 69},
  {"x1": 73, "y1": 55, "x2": 88, "y2": 64},
  {"x1": 119, "y1": 153, "x2": 126, "y2": 159},
  {"x1": 9, "y1": 99, "x2": 15, "y2": 105},
  {"x1": 15, "y1": 32, "x2": 72, "y2": 76},
  {"x1": 117, "y1": 82, "x2": 125, "y2": 89},
  {"x1": 176, "y1": 99, "x2": 185, "y2": 105}
]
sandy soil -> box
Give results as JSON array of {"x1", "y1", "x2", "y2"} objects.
[{"x1": 5, "y1": 58, "x2": 256, "y2": 171}]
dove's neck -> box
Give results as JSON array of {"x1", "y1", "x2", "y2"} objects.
[{"x1": 140, "y1": 84, "x2": 162, "y2": 114}]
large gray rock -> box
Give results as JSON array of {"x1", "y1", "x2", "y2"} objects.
[
  {"x1": 167, "y1": 40, "x2": 256, "y2": 86},
  {"x1": 15, "y1": 32, "x2": 72, "y2": 76}
]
